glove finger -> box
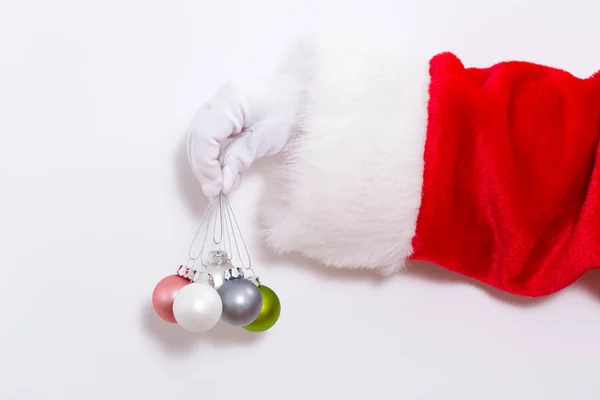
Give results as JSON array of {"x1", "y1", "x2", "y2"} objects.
[
  {"x1": 187, "y1": 124, "x2": 222, "y2": 198},
  {"x1": 187, "y1": 87, "x2": 246, "y2": 197}
]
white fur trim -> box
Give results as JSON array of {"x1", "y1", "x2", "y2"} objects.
[{"x1": 261, "y1": 30, "x2": 430, "y2": 273}]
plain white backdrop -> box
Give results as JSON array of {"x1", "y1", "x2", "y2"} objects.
[{"x1": 2, "y1": 0, "x2": 600, "y2": 399}]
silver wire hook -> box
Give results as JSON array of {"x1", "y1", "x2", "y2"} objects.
[
  {"x1": 186, "y1": 150, "x2": 253, "y2": 273},
  {"x1": 188, "y1": 199, "x2": 216, "y2": 261},
  {"x1": 222, "y1": 193, "x2": 252, "y2": 270}
]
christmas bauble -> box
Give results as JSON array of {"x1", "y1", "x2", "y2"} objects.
[
  {"x1": 205, "y1": 261, "x2": 231, "y2": 289},
  {"x1": 218, "y1": 279, "x2": 262, "y2": 326},
  {"x1": 172, "y1": 282, "x2": 223, "y2": 333},
  {"x1": 243, "y1": 285, "x2": 281, "y2": 332},
  {"x1": 152, "y1": 275, "x2": 189, "y2": 323}
]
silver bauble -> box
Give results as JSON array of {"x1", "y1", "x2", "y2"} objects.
[{"x1": 217, "y1": 279, "x2": 263, "y2": 326}]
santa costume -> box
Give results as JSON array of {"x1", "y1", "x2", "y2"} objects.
[{"x1": 187, "y1": 30, "x2": 600, "y2": 298}]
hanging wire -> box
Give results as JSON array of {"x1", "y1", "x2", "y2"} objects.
[
  {"x1": 187, "y1": 199, "x2": 216, "y2": 263},
  {"x1": 185, "y1": 150, "x2": 254, "y2": 275},
  {"x1": 221, "y1": 194, "x2": 233, "y2": 259},
  {"x1": 211, "y1": 194, "x2": 224, "y2": 248},
  {"x1": 200, "y1": 205, "x2": 219, "y2": 267},
  {"x1": 222, "y1": 193, "x2": 253, "y2": 274}
]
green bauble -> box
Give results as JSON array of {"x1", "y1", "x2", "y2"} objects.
[{"x1": 242, "y1": 285, "x2": 281, "y2": 332}]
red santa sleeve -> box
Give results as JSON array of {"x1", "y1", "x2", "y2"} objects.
[{"x1": 260, "y1": 31, "x2": 600, "y2": 297}]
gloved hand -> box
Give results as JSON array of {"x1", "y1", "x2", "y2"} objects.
[{"x1": 186, "y1": 75, "x2": 302, "y2": 198}]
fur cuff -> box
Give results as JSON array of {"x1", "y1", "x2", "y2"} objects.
[{"x1": 261, "y1": 30, "x2": 430, "y2": 273}]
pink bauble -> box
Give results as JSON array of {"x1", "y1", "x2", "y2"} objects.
[{"x1": 152, "y1": 275, "x2": 189, "y2": 323}]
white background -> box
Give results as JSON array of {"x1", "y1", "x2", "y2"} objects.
[{"x1": 2, "y1": 0, "x2": 600, "y2": 399}]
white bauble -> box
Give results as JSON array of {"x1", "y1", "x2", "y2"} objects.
[{"x1": 172, "y1": 282, "x2": 222, "y2": 333}]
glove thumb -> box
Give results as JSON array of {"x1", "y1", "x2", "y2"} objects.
[{"x1": 221, "y1": 119, "x2": 292, "y2": 194}]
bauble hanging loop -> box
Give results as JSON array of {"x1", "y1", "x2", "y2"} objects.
[{"x1": 223, "y1": 266, "x2": 245, "y2": 281}]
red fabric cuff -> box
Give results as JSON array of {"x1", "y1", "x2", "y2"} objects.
[{"x1": 410, "y1": 53, "x2": 600, "y2": 297}]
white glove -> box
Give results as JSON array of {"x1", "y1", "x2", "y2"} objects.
[{"x1": 187, "y1": 75, "x2": 302, "y2": 198}]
